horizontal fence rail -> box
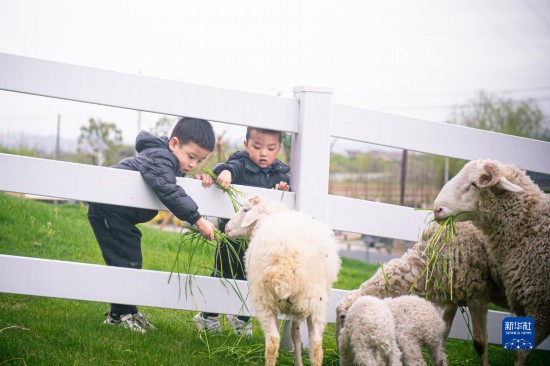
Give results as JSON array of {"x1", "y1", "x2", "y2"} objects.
[
  {"x1": 0, "y1": 153, "x2": 427, "y2": 241},
  {"x1": 0, "y1": 153, "x2": 295, "y2": 219},
  {"x1": 2, "y1": 255, "x2": 548, "y2": 350},
  {"x1": 0, "y1": 53, "x2": 299, "y2": 132},
  {"x1": 331, "y1": 103, "x2": 550, "y2": 174},
  {"x1": 327, "y1": 195, "x2": 430, "y2": 242}
]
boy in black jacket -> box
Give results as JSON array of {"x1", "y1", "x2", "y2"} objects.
[
  {"x1": 194, "y1": 127, "x2": 290, "y2": 336},
  {"x1": 88, "y1": 117, "x2": 216, "y2": 333}
]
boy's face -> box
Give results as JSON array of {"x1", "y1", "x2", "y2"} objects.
[
  {"x1": 169, "y1": 138, "x2": 211, "y2": 174},
  {"x1": 244, "y1": 129, "x2": 281, "y2": 169}
]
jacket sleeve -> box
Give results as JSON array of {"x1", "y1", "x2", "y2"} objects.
[
  {"x1": 136, "y1": 151, "x2": 201, "y2": 225},
  {"x1": 212, "y1": 159, "x2": 245, "y2": 183}
]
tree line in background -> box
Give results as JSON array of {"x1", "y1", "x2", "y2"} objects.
[{"x1": 1, "y1": 91, "x2": 548, "y2": 208}]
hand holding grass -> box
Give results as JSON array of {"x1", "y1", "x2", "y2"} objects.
[
  {"x1": 195, "y1": 217, "x2": 216, "y2": 240},
  {"x1": 194, "y1": 173, "x2": 214, "y2": 188},
  {"x1": 216, "y1": 170, "x2": 232, "y2": 189}
]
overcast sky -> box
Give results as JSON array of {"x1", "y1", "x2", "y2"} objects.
[{"x1": 1, "y1": 0, "x2": 549, "y2": 150}]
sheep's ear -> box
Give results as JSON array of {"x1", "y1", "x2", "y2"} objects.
[
  {"x1": 248, "y1": 195, "x2": 261, "y2": 205},
  {"x1": 241, "y1": 210, "x2": 259, "y2": 228},
  {"x1": 476, "y1": 162, "x2": 500, "y2": 188},
  {"x1": 496, "y1": 176, "x2": 524, "y2": 193}
]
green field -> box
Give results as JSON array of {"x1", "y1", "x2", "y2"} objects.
[{"x1": 0, "y1": 193, "x2": 548, "y2": 365}]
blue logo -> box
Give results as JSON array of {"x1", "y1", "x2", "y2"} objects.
[{"x1": 502, "y1": 317, "x2": 534, "y2": 350}]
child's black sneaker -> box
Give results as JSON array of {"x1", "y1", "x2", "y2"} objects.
[{"x1": 103, "y1": 312, "x2": 155, "y2": 333}]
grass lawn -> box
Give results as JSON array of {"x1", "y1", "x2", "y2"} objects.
[{"x1": 1, "y1": 193, "x2": 548, "y2": 365}]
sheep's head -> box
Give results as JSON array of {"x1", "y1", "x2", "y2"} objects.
[
  {"x1": 433, "y1": 159, "x2": 523, "y2": 222},
  {"x1": 335, "y1": 290, "x2": 359, "y2": 347},
  {"x1": 225, "y1": 194, "x2": 288, "y2": 239}
]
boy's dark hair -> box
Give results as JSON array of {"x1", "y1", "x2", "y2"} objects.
[
  {"x1": 171, "y1": 117, "x2": 216, "y2": 151},
  {"x1": 246, "y1": 127, "x2": 282, "y2": 144}
]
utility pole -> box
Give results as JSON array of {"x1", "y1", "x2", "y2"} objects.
[
  {"x1": 444, "y1": 157, "x2": 449, "y2": 184},
  {"x1": 137, "y1": 69, "x2": 142, "y2": 134},
  {"x1": 55, "y1": 114, "x2": 61, "y2": 160},
  {"x1": 400, "y1": 149, "x2": 408, "y2": 206}
]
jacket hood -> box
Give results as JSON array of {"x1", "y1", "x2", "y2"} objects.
[{"x1": 135, "y1": 131, "x2": 170, "y2": 153}]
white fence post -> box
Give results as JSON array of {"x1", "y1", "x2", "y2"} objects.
[
  {"x1": 290, "y1": 86, "x2": 334, "y2": 220},
  {"x1": 282, "y1": 86, "x2": 333, "y2": 350}
]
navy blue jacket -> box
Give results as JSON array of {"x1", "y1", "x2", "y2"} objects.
[
  {"x1": 212, "y1": 150, "x2": 290, "y2": 190},
  {"x1": 112, "y1": 131, "x2": 201, "y2": 225}
]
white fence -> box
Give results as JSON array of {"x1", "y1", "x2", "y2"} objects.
[{"x1": 1, "y1": 53, "x2": 550, "y2": 351}]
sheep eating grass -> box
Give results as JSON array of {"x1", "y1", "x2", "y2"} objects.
[
  {"x1": 336, "y1": 221, "x2": 506, "y2": 366},
  {"x1": 433, "y1": 159, "x2": 550, "y2": 366},
  {"x1": 225, "y1": 195, "x2": 341, "y2": 366}
]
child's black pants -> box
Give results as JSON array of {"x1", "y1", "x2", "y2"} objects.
[{"x1": 88, "y1": 202, "x2": 156, "y2": 317}]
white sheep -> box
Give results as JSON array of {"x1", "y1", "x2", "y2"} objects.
[
  {"x1": 385, "y1": 295, "x2": 448, "y2": 366},
  {"x1": 433, "y1": 159, "x2": 550, "y2": 366},
  {"x1": 225, "y1": 195, "x2": 341, "y2": 366},
  {"x1": 339, "y1": 295, "x2": 447, "y2": 366},
  {"x1": 336, "y1": 221, "x2": 507, "y2": 366},
  {"x1": 338, "y1": 295, "x2": 403, "y2": 366}
]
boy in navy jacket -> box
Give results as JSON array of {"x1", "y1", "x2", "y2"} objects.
[{"x1": 194, "y1": 127, "x2": 290, "y2": 336}]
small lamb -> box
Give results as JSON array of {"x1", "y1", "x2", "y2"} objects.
[
  {"x1": 225, "y1": 195, "x2": 341, "y2": 366},
  {"x1": 339, "y1": 295, "x2": 447, "y2": 366},
  {"x1": 338, "y1": 295, "x2": 403, "y2": 366},
  {"x1": 386, "y1": 295, "x2": 448, "y2": 366},
  {"x1": 433, "y1": 159, "x2": 550, "y2": 366}
]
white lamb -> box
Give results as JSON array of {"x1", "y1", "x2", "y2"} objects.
[
  {"x1": 336, "y1": 221, "x2": 507, "y2": 366},
  {"x1": 433, "y1": 159, "x2": 550, "y2": 366},
  {"x1": 339, "y1": 295, "x2": 447, "y2": 366},
  {"x1": 225, "y1": 195, "x2": 341, "y2": 366},
  {"x1": 386, "y1": 295, "x2": 448, "y2": 366},
  {"x1": 338, "y1": 296, "x2": 402, "y2": 366}
]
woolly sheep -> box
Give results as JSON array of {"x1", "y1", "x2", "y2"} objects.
[
  {"x1": 336, "y1": 221, "x2": 507, "y2": 366},
  {"x1": 225, "y1": 195, "x2": 341, "y2": 366},
  {"x1": 339, "y1": 295, "x2": 447, "y2": 366},
  {"x1": 338, "y1": 296, "x2": 403, "y2": 366},
  {"x1": 433, "y1": 159, "x2": 550, "y2": 366},
  {"x1": 385, "y1": 295, "x2": 448, "y2": 366}
]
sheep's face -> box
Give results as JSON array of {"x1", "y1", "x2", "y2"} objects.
[
  {"x1": 225, "y1": 195, "x2": 263, "y2": 239},
  {"x1": 334, "y1": 290, "x2": 359, "y2": 347},
  {"x1": 433, "y1": 160, "x2": 523, "y2": 221},
  {"x1": 334, "y1": 310, "x2": 346, "y2": 347}
]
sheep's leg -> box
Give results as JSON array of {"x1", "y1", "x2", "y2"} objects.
[
  {"x1": 469, "y1": 305, "x2": 488, "y2": 366},
  {"x1": 291, "y1": 318, "x2": 303, "y2": 366},
  {"x1": 514, "y1": 350, "x2": 530, "y2": 366},
  {"x1": 337, "y1": 331, "x2": 352, "y2": 366},
  {"x1": 258, "y1": 310, "x2": 280, "y2": 366},
  {"x1": 441, "y1": 304, "x2": 457, "y2": 342},
  {"x1": 515, "y1": 320, "x2": 550, "y2": 366},
  {"x1": 398, "y1": 341, "x2": 426, "y2": 366},
  {"x1": 427, "y1": 338, "x2": 448, "y2": 366},
  {"x1": 306, "y1": 314, "x2": 324, "y2": 366}
]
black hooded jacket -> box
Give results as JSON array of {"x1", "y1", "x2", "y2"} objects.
[{"x1": 112, "y1": 131, "x2": 201, "y2": 225}]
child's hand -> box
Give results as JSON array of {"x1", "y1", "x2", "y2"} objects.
[
  {"x1": 274, "y1": 181, "x2": 290, "y2": 191},
  {"x1": 216, "y1": 170, "x2": 232, "y2": 189},
  {"x1": 195, "y1": 217, "x2": 216, "y2": 241},
  {"x1": 195, "y1": 174, "x2": 213, "y2": 188}
]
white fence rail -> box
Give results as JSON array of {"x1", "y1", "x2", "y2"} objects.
[{"x1": 1, "y1": 53, "x2": 550, "y2": 351}]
